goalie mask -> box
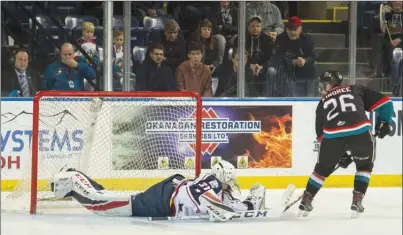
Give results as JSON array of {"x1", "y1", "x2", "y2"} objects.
[
  {"x1": 318, "y1": 70, "x2": 343, "y2": 94},
  {"x1": 211, "y1": 160, "x2": 241, "y2": 197},
  {"x1": 211, "y1": 160, "x2": 236, "y2": 183}
]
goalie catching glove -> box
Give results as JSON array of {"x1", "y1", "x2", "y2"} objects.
[{"x1": 211, "y1": 160, "x2": 266, "y2": 211}]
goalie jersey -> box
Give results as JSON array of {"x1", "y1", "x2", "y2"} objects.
[
  {"x1": 171, "y1": 174, "x2": 250, "y2": 218},
  {"x1": 315, "y1": 85, "x2": 393, "y2": 141},
  {"x1": 171, "y1": 174, "x2": 224, "y2": 218}
]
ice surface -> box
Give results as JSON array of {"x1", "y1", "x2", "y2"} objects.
[{"x1": 2, "y1": 188, "x2": 402, "y2": 235}]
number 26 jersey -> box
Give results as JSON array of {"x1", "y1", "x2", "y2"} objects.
[{"x1": 315, "y1": 85, "x2": 393, "y2": 141}]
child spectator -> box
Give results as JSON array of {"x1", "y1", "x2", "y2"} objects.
[
  {"x1": 113, "y1": 28, "x2": 124, "y2": 72},
  {"x1": 112, "y1": 28, "x2": 133, "y2": 73},
  {"x1": 75, "y1": 22, "x2": 100, "y2": 91},
  {"x1": 75, "y1": 22, "x2": 97, "y2": 59}
]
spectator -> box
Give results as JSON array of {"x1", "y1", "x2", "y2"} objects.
[
  {"x1": 275, "y1": 16, "x2": 316, "y2": 96},
  {"x1": 135, "y1": 43, "x2": 176, "y2": 91},
  {"x1": 148, "y1": 19, "x2": 186, "y2": 71},
  {"x1": 188, "y1": 19, "x2": 221, "y2": 73},
  {"x1": 1, "y1": 48, "x2": 41, "y2": 97},
  {"x1": 75, "y1": 22, "x2": 97, "y2": 59},
  {"x1": 176, "y1": 42, "x2": 212, "y2": 97},
  {"x1": 74, "y1": 22, "x2": 100, "y2": 91},
  {"x1": 177, "y1": 2, "x2": 218, "y2": 33},
  {"x1": 246, "y1": 1, "x2": 284, "y2": 42},
  {"x1": 234, "y1": 16, "x2": 275, "y2": 95},
  {"x1": 215, "y1": 48, "x2": 252, "y2": 97},
  {"x1": 132, "y1": 2, "x2": 166, "y2": 22},
  {"x1": 381, "y1": 1, "x2": 403, "y2": 96},
  {"x1": 209, "y1": 1, "x2": 239, "y2": 58},
  {"x1": 112, "y1": 28, "x2": 132, "y2": 73},
  {"x1": 43, "y1": 43, "x2": 96, "y2": 91}
]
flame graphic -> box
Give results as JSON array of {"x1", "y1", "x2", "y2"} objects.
[{"x1": 247, "y1": 113, "x2": 292, "y2": 168}]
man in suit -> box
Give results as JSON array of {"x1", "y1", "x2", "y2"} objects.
[{"x1": 1, "y1": 48, "x2": 42, "y2": 97}]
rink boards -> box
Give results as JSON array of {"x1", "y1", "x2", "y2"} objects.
[{"x1": 1, "y1": 97, "x2": 402, "y2": 191}]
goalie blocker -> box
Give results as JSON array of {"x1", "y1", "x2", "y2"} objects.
[{"x1": 51, "y1": 168, "x2": 295, "y2": 221}]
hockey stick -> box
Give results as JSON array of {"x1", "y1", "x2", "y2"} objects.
[
  {"x1": 283, "y1": 132, "x2": 379, "y2": 212},
  {"x1": 148, "y1": 209, "x2": 280, "y2": 221},
  {"x1": 150, "y1": 184, "x2": 296, "y2": 221},
  {"x1": 283, "y1": 164, "x2": 341, "y2": 212}
]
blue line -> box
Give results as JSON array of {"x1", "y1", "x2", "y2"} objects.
[
  {"x1": 1, "y1": 97, "x2": 33, "y2": 101},
  {"x1": 1, "y1": 97, "x2": 402, "y2": 102}
]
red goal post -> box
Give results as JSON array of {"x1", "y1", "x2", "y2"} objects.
[{"x1": 8, "y1": 91, "x2": 202, "y2": 214}]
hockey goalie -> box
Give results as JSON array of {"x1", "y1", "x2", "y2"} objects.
[{"x1": 50, "y1": 160, "x2": 295, "y2": 221}]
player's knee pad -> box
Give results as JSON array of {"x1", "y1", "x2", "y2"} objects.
[
  {"x1": 313, "y1": 163, "x2": 335, "y2": 178},
  {"x1": 356, "y1": 162, "x2": 374, "y2": 172}
]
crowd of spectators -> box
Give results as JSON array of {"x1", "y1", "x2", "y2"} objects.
[{"x1": 1, "y1": 1, "x2": 401, "y2": 98}]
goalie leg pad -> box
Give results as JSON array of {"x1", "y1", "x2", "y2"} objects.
[
  {"x1": 271, "y1": 184, "x2": 296, "y2": 217},
  {"x1": 243, "y1": 184, "x2": 266, "y2": 210},
  {"x1": 50, "y1": 171, "x2": 75, "y2": 198},
  {"x1": 52, "y1": 170, "x2": 132, "y2": 216},
  {"x1": 199, "y1": 190, "x2": 235, "y2": 222}
]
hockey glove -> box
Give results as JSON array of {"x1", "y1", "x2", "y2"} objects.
[
  {"x1": 339, "y1": 151, "x2": 353, "y2": 169},
  {"x1": 375, "y1": 120, "x2": 391, "y2": 139}
]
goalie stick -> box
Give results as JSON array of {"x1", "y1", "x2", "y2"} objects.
[
  {"x1": 149, "y1": 184, "x2": 296, "y2": 221},
  {"x1": 283, "y1": 164, "x2": 341, "y2": 212},
  {"x1": 148, "y1": 209, "x2": 281, "y2": 221}
]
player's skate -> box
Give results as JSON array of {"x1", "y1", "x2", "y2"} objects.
[
  {"x1": 351, "y1": 190, "x2": 365, "y2": 218},
  {"x1": 298, "y1": 191, "x2": 313, "y2": 217}
]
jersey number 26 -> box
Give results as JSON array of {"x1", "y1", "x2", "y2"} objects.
[{"x1": 323, "y1": 94, "x2": 357, "y2": 121}]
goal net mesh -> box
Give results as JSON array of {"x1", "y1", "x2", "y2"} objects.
[{"x1": 2, "y1": 92, "x2": 201, "y2": 214}]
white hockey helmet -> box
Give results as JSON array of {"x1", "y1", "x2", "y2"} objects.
[{"x1": 211, "y1": 160, "x2": 236, "y2": 183}]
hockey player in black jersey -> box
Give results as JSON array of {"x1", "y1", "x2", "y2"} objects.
[{"x1": 298, "y1": 70, "x2": 394, "y2": 217}]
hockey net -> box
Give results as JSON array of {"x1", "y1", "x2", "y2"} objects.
[{"x1": 2, "y1": 91, "x2": 202, "y2": 214}]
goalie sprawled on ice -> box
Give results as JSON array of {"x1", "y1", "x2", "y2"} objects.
[{"x1": 51, "y1": 160, "x2": 295, "y2": 221}]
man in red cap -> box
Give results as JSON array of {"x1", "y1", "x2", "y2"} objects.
[{"x1": 272, "y1": 16, "x2": 317, "y2": 97}]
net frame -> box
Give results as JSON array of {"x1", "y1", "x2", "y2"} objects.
[{"x1": 29, "y1": 90, "x2": 202, "y2": 214}]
